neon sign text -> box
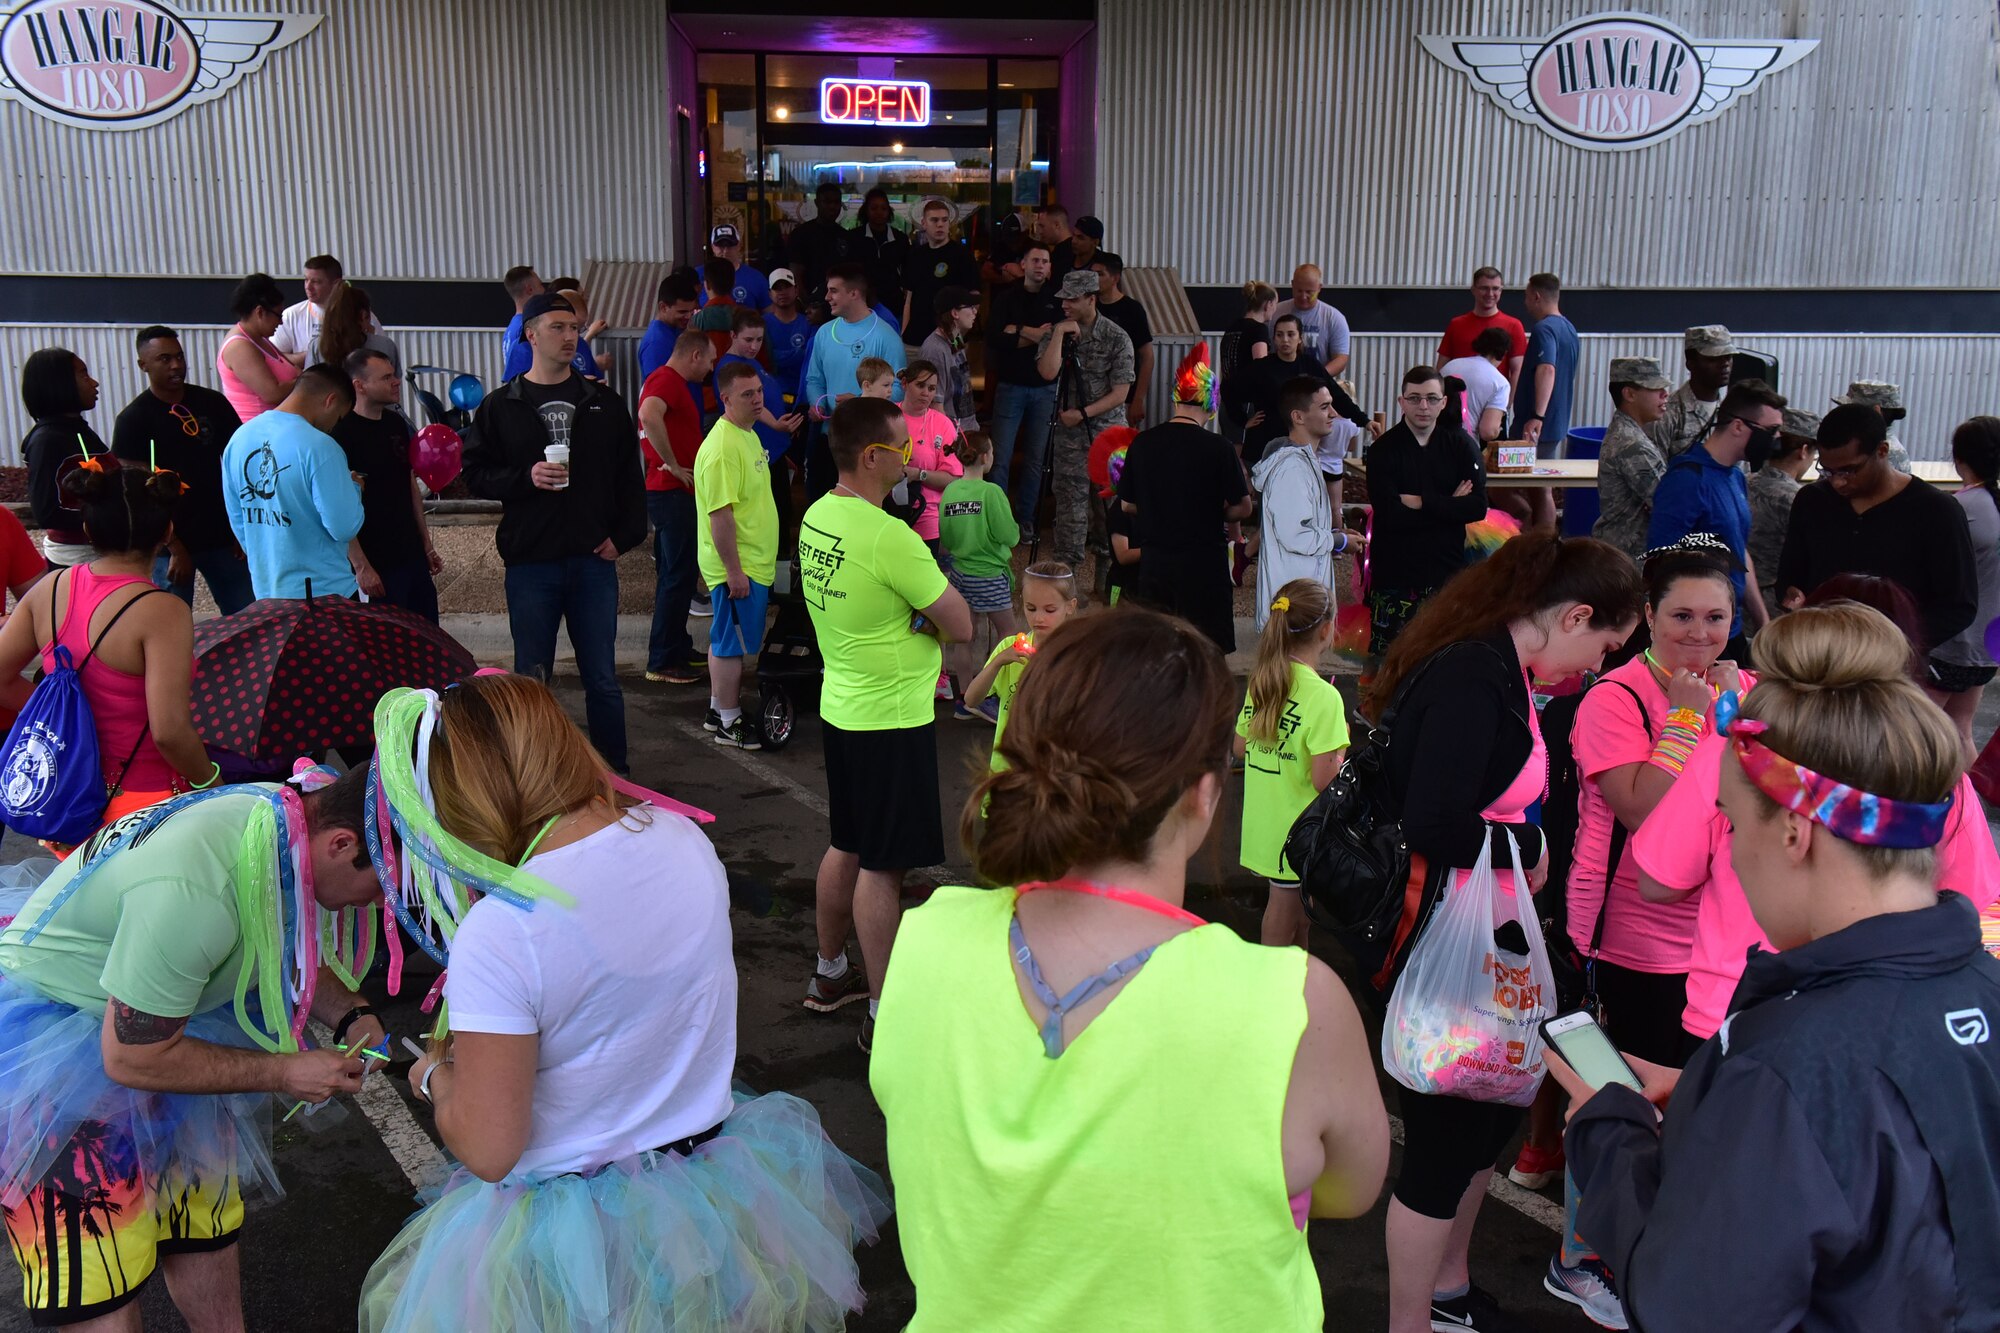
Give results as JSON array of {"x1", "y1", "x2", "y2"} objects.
[{"x1": 819, "y1": 77, "x2": 930, "y2": 127}]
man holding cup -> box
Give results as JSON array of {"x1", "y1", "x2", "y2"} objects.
[{"x1": 465, "y1": 292, "x2": 648, "y2": 772}]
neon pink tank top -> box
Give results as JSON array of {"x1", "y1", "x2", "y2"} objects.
[
  {"x1": 1450, "y1": 671, "x2": 1547, "y2": 921},
  {"x1": 217, "y1": 329, "x2": 298, "y2": 423},
  {"x1": 40, "y1": 564, "x2": 177, "y2": 793}
]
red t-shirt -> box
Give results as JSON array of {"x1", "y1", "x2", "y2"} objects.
[
  {"x1": 0, "y1": 507, "x2": 45, "y2": 601},
  {"x1": 1438, "y1": 311, "x2": 1528, "y2": 365},
  {"x1": 638, "y1": 366, "x2": 704, "y2": 493}
]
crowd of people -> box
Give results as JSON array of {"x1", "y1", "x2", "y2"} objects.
[{"x1": 2, "y1": 199, "x2": 1999, "y2": 1333}]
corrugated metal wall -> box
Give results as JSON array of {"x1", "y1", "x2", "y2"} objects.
[
  {"x1": 1, "y1": 0, "x2": 673, "y2": 279},
  {"x1": 1097, "y1": 0, "x2": 2000, "y2": 288}
]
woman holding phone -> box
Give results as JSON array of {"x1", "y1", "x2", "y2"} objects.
[{"x1": 1558, "y1": 603, "x2": 2000, "y2": 1330}]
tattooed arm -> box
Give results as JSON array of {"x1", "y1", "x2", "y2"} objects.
[{"x1": 100, "y1": 990, "x2": 367, "y2": 1103}]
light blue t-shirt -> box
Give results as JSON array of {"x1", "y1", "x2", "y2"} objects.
[
  {"x1": 221, "y1": 409, "x2": 364, "y2": 599},
  {"x1": 802, "y1": 313, "x2": 906, "y2": 412}
]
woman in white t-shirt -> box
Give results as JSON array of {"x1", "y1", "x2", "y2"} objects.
[{"x1": 359, "y1": 674, "x2": 889, "y2": 1333}]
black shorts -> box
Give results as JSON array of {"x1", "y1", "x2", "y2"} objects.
[
  {"x1": 1392, "y1": 1088, "x2": 1525, "y2": 1219},
  {"x1": 1929, "y1": 657, "x2": 1998, "y2": 694},
  {"x1": 1592, "y1": 960, "x2": 1691, "y2": 1069},
  {"x1": 823, "y1": 720, "x2": 945, "y2": 872}
]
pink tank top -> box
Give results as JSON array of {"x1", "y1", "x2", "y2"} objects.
[
  {"x1": 40, "y1": 564, "x2": 177, "y2": 794},
  {"x1": 217, "y1": 328, "x2": 298, "y2": 423},
  {"x1": 1451, "y1": 671, "x2": 1548, "y2": 921}
]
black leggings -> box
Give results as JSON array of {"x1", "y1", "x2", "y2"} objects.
[
  {"x1": 1393, "y1": 1089, "x2": 1525, "y2": 1220},
  {"x1": 1593, "y1": 959, "x2": 1691, "y2": 1068}
]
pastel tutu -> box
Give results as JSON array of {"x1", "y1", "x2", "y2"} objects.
[{"x1": 358, "y1": 1090, "x2": 891, "y2": 1333}]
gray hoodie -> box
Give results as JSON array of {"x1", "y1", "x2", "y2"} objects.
[{"x1": 1250, "y1": 440, "x2": 1335, "y2": 629}]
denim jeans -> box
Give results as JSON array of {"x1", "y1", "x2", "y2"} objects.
[
  {"x1": 989, "y1": 380, "x2": 1059, "y2": 527},
  {"x1": 152, "y1": 545, "x2": 257, "y2": 615},
  {"x1": 646, "y1": 489, "x2": 698, "y2": 672},
  {"x1": 504, "y1": 555, "x2": 626, "y2": 771}
]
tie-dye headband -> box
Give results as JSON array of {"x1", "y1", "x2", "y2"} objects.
[
  {"x1": 1724, "y1": 709, "x2": 1951, "y2": 850},
  {"x1": 1173, "y1": 342, "x2": 1217, "y2": 413}
]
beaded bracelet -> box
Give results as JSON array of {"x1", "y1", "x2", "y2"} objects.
[{"x1": 1648, "y1": 706, "x2": 1706, "y2": 776}]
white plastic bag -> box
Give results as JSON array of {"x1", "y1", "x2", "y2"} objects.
[{"x1": 1381, "y1": 828, "x2": 1554, "y2": 1106}]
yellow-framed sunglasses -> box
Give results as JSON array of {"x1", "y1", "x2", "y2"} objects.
[{"x1": 865, "y1": 439, "x2": 914, "y2": 465}]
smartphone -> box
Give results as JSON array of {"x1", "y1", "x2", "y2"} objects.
[{"x1": 1540, "y1": 1010, "x2": 1645, "y2": 1093}]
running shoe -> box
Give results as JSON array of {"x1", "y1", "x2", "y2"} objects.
[
  {"x1": 645, "y1": 667, "x2": 704, "y2": 684},
  {"x1": 702, "y1": 708, "x2": 725, "y2": 733},
  {"x1": 714, "y1": 717, "x2": 762, "y2": 750},
  {"x1": 1543, "y1": 1257, "x2": 1629, "y2": 1330},
  {"x1": 1507, "y1": 1141, "x2": 1565, "y2": 1189},
  {"x1": 689, "y1": 598, "x2": 714, "y2": 617},
  {"x1": 935, "y1": 673, "x2": 954, "y2": 700},
  {"x1": 953, "y1": 697, "x2": 1001, "y2": 724},
  {"x1": 804, "y1": 966, "x2": 868, "y2": 1012},
  {"x1": 1431, "y1": 1285, "x2": 1527, "y2": 1332},
  {"x1": 858, "y1": 1014, "x2": 874, "y2": 1055}
]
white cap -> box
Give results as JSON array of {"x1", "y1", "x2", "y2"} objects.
[{"x1": 768, "y1": 267, "x2": 797, "y2": 287}]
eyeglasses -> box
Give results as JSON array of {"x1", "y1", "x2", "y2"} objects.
[
  {"x1": 167, "y1": 403, "x2": 200, "y2": 437},
  {"x1": 1400, "y1": 393, "x2": 1446, "y2": 407},
  {"x1": 866, "y1": 440, "x2": 913, "y2": 465},
  {"x1": 1815, "y1": 458, "x2": 1870, "y2": 480}
]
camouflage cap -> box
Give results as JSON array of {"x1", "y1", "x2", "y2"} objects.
[
  {"x1": 1056, "y1": 270, "x2": 1100, "y2": 300},
  {"x1": 1780, "y1": 406, "x2": 1822, "y2": 439},
  {"x1": 1609, "y1": 356, "x2": 1669, "y2": 391},
  {"x1": 1835, "y1": 380, "x2": 1903, "y2": 410},
  {"x1": 1683, "y1": 324, "x2": 1735, "y2": 357}
]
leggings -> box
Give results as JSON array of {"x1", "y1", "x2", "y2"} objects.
[
  {"x1": 1393, "y1": 1088, "x2": 1524, "y2": 1219},
  {"x1": 1592, "y1": 959, "x2": 1691, "y2": 1069}
]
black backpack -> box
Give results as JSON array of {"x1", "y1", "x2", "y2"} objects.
[{"x1": 1536, "y1": 676, "x2": 1650, "y2": 1013}]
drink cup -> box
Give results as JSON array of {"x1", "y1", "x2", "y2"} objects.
[{"x1": 544, "y1": 443, "x2": 570, "y2": 488}]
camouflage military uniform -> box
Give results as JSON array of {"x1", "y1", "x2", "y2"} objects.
[
  {"x1": 1594, "y1": 410, "x2": 1667, "y2": 565},
  {"x1": 1039, "y1": 312, "x2": 1134, "y2": 570},
  {"x1": 1651, "y1": 383, "x2": 1720, "y2": 460}
]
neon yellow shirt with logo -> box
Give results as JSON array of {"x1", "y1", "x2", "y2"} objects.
[
  {"x1": 795, "y1": 492, "x2": 949, "y2": 730},
  {"x1": 982, "y1": 636, "x2": 1032, "y2": 773},
  {"x1": 694, "y1": 418, "x2": 778, "y2": 586},
  {"x1": 870, "y1": 885, "x2": 1322, "y2": 1330},
  {"x1": 1237, "y1": 663, "x2": 1350, "y2": 880}
]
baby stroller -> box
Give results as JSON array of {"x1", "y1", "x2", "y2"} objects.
[
  {"x1": 755, "y1": 561, "x2": 823, "y2": 751},
  {"x1": 407, "y1": 365, "x2": 485, "y2": 430}
]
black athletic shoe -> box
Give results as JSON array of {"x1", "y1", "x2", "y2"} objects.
[
  {"x1": 1431, "y1": 1286, "x2": 1527, "y2": 1332},
  {"x1": 702, "y1": 708, "x2": 724, "y2": 734}
]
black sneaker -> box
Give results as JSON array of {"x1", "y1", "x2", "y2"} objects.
[
  {"x1": 702, "y1": 708, "x2": 724, "y2": 734},
  {"x1": 804, "y1": 966, "x2": 867, "y2": 1012},
  {"x1": 1431, "y1": 1285, "x2": 1526, "y2": 1333},
  {"x1": 714, "y1": 716, "x2": 762, "y2": 750}
]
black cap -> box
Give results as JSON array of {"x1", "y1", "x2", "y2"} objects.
[
  {"x1": 1076, "y1": 215, "x2": 1105, "y2": 241},
  {"x1": 521, "y1": 293, "x2": 576, "y2": 322},
  {"x1": 933, "y1": 286, "x2": 979, "y2": 319}
]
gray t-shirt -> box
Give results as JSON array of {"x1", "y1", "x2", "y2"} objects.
[
  {"x1": 1935, "y1": 486, "x2": 2000, "y2": 666},
  {"x1": 1273, "y1": 298, "x2": 1351, "y2": 363}
]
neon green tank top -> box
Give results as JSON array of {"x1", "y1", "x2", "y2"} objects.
[{"x1": 870, "y1": 885, "x2": 1320, "y2": 1331}]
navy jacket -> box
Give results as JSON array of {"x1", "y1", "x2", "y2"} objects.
[{"x1": 1568, "y1": 892, "x2": 2000, "y2": 1332}]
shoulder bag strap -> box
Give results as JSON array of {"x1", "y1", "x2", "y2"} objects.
[
  {"x1": 1585, "y1": 677, "x2": 1654, "y2": 961},
  {"x1": 74, "y1": 580, "x2": 170, "y2": 796}
]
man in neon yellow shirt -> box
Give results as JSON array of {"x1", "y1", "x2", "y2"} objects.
[
  {"x1": 696, "y1": 361, "x2": 781, "y2": 750},
  {"x1": 794, "y1": 396, "x2": 971, "y2": 1052}
]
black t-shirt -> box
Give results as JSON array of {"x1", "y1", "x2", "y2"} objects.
[
  {"x1": 1776, "y1": 476, "x2": 1978, "y2": 649},
  {"x1": 517, "y1": 374, "x2": 582, "y2": 443},
  {"x1": 900, "y1": 241, "x2": 980, "y2": 345},
  {"x1": 1096, "y1": 294, "x2": 1153, "y2": 356},
  {"x1": 110, "y1": 385, "x2": 240, "y2": 552},
  {"x1": 332, "y1": 409, "x2": 426, "y2": 570},
  {"x1": 1104, "y1": 495, "x2": 1137, "y2": 599},
  {"x1": 1114, "y1": 421, "x2": 1247, "y2": 554},
  {"x1": 990, "y1": 282, "x2": 1063, "y2": 385}
]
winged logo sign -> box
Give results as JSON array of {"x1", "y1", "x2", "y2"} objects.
[
  {"x1": 0, "y1": 0, "x2": 318, "y2": 130},
  {"x1": 1420, "y1": 12, "x2": 1816, "y2": 151}
]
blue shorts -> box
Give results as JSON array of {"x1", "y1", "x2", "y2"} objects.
[{"x1": 708, "y1": 581, "x2": 770, "y2": 657}]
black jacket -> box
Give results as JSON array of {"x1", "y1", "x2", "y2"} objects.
[
  {"x1": 23, "y1": 415, "x2": 100, "y2": 545},
  {"x1": 1238, "y1": 354, "x2": 1367, "y2": 461},
  {"x1": 1569, "y1": 893, "x2": 2000, "y2": 1332},
  {"x1": 464, "y1": 376, "x2": 646, "y2": 567},
  {"x1": 1366, "y1": 420, "x2": 1487, "y2": 592}
]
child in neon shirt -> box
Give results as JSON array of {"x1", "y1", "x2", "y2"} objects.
[{"x1": 964, "y1": 562, "x2": 1079, "y2": 770}]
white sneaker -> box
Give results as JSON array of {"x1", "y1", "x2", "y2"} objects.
[
  {"x1": 689, "y1": 597, "x2": 713, "y2": 617},
  {"x1": 1543, "y1": 1257, "x2": 1628, "y2": 1330}
]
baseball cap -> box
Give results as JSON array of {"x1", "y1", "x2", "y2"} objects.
[
  {"x1": 1835, "y1": 380, "x2": 1904, "y2": 411},
  {"x1": 1683, "y1": 325, "x2": 1735, "y2": 357},
  {"x1": 1780, "y1": 407, "x2": 1822, "y2": 440},
  {"x1": 933, "y1": 286, "x2": 979, "y2": 319},
  {"x1": 1076, "y1": 215, "x2": 1105, "y2": 241},
  {"x1": 710, "y1": 223, "x2": 741, "y2": 248},
  {"x1": 1057, "y1": 270, "x2": 1100, "y2": 300},
  {"x1": 768, "y1": 267, "x2": 797, "y2": 288},
  {"x1": 1609, "y1": 355, "x2": 1669, "y2": 391},
  {"x1": 521, "y1": 293, "x2": 576, "y2": 322}
]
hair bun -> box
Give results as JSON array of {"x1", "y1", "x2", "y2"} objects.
[
  {"x1": 59, "y1": 457, "x2": 115, "y2": 502},
  {"x1": 1752, "y1": 602, "x2": 1913, "y2": 691}
]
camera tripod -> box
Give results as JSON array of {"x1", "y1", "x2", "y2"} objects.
[{"x1": 1025, "y1": 337, "x2": 1082, "y2": 566}]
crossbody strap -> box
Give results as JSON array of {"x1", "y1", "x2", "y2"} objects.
[{"x1": 1584, "y1": 677, "x2": 1652, "y2": 963}]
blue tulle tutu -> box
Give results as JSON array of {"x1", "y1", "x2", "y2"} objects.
[
  {"x1": 0, "y1": 972, "x2": 278, "y2": 1210},
  {"x1": 358, "y1": 1090, "x2": 891, "y2": 1333}
]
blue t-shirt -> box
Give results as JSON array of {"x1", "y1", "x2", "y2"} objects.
[
  {"x1": 501, "y1": 313, "x2": 525, "y2": 373},
  {"x1": 716, "y1": 353, "x2": 794, "y2": 462},
  {"x1": 802, "y1": 313, "x2": 906, "y2": 412},
  {"x1": 504, "y1": 334, "x2": 601, "y2": 383},
  {"x1": 221, "y1": 410, "x2": 365, "y2": 600},
  {"x1": 1514, "y1": 313, "x2": 1580, "y2": 448},
  {"x1": 763, "y1": 311, "x2": 812, "y2": 398},
  {"x1": 1646, "y1": 442, "x2": 1752, "y2": 635},
  {"x1": 638, "y1": 319, "x2": 677, "y2": 379},
  {"x1": 696, "y1": 264, "x2": 771, "y2": 312}
]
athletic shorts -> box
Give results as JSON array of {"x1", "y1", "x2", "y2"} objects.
[
  {"x1": 949, "y1": 569, "x2": 1014, "y2": 615},
  {"x1": 1929, "y1": 657, "x2": 1997, "y2": 694},
  {"x1": 823, "y1": 720, "x2": 944, "y2": 872},
  {"x1": 5, "y1": 1119, "x2": 243, "y2": 1326},
  {"x1": 708, "y1": 581, "x2": 771, "y2": 657}
]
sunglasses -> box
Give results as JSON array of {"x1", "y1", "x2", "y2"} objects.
[
  {"x1": 167, "y1": 403, "x2": 200, "y2": 437},
  {"x1": 866, "y1": 440, "x2": 914, "y2": 465}
]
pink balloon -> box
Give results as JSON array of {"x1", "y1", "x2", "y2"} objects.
[{"x1": 410, "y1": 423, "x2": 463, "y2": 493}]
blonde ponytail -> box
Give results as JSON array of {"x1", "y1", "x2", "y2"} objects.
[{"x1": 1248, "y1": 579, "x2": 1332, "y2": 745}]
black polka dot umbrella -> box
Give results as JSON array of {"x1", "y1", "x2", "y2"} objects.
[{"x1": 191, "y1": 588, "x2": 476, "y2": 762}]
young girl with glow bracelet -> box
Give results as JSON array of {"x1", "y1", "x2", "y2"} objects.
[
  {"x1": 1234, "y1": 579, "x2": 1348, "y2": 948},
  {"x1": 962, "y1": 562, "x2": 1078, "y2": 771}
]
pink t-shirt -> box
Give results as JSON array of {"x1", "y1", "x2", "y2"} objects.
[
  {"x1": 1566, "y1": 658, "x2": 1750, "y2": 974},
  {"x1": 903, "y1": 407, "x2": 962, "y2": 541},
  {"x1": 1447, "y1": 671, "x2": 1547, "y2": 922},
  {"x1": 1634, "y1": 732, "x2": 2000, "y2": 1040}
]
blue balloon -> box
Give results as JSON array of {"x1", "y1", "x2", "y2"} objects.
[{"x1": 449, "y1": 374, "x2": 484, "y2": 411}]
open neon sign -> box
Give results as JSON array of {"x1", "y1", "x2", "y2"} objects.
[{"x1": 819, "y1": 77, "x2": 930, "y2": 127}]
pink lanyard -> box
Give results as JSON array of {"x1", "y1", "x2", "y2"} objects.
[{"x1": 1015, "y1": 878, "x2": 1207, "y2": 927}]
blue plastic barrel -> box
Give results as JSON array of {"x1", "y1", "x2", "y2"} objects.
[{"x1": 1561, "y1": 426, "x2": 1607, "y2": 537}]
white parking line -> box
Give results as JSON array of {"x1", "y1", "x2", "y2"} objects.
[
  {"x1": 673, "y1": 720, "x2": 830, "y2": 816},
  {"x1": 310, "y1": 1020, "x2": 451, "y2": 1193},
  {"x1": 1388, "y1": 1113, "x2": 1564, "y2": 1232}
]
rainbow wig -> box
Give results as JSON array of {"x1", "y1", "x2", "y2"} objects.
[{"x1": 1173, "y1": 342, "x2": 1218, "y2": 416}]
